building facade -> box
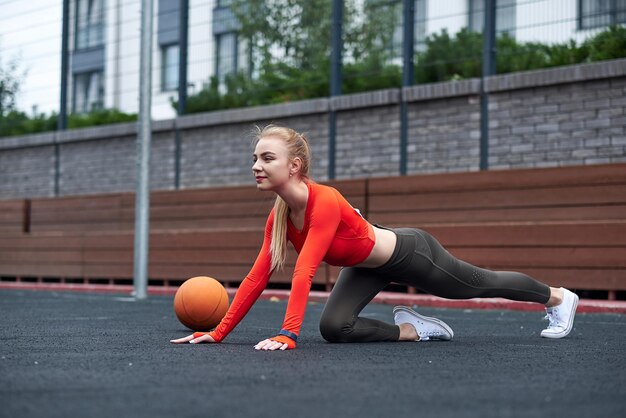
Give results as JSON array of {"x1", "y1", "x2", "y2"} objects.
[{"x1": 65, "y1": 0, "x2": 625, "y2": 120}]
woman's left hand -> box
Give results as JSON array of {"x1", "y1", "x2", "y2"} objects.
[
  {"x1": 254, "y1": 338, "x2": 289, "y2": 351},
  {"x1": 255, "y1": 334, "x2": 297, "y2": 350}
]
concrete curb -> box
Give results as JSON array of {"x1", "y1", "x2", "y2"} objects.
[{"x1": 1, "y1": 282, "x2": 625, "y2": 314}]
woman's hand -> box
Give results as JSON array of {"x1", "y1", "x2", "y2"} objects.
[
  {"x1": 254, "y1": 335, "x2": 296, "y2": 351},
  {"x1": 170, "y1": 332, "x2": 216, "y2": 344},
  {"x1": 254, "y1": 338, "x2": 289, "y2": 351}
]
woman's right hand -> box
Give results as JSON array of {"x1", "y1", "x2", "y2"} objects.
[{"x1": 170, "y1": 332, "x2": 216, "y2": 344}]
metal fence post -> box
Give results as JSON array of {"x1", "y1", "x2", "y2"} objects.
[
  {"x1": 480, "y1": 0, "x2": 496, "y2": 170},
  {"x1": 175, "y1": 0, "x2": 189, "y2": 190},
  {"x1": 58, "y1": 0, "x2": 69, "y2": 132},
  {"x1": 329, "y1": 0, "x2": 343, "y2": 180},
  {"x1": 55, "y1": 0, "x2": 70, "y2": 197},
  {"x1": 134, "y1": 0, "x2": 154, "y2": 300},
  {"x1": 400, "y1": 0, "x2": 415, "y2": 176}
]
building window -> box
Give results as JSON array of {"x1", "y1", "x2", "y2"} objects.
[
  {"x1": 76, "y1": 0, "x2": 105, "y2": 50},
  {"x1": 579, "y1": 0, "x2": 626, "y2": 29},
  {"x1": 162, "y1": 44, "x2": 179, "y2": 91},
  {"x1": 73, "y1": 71, "x2": 104, "y2": 113},
  {"x1": 468, "y1": 0, "x2": 517, "y2": 36},
  {"x1": 216, "y1": 32, "x2": 237, "y2": 82}
]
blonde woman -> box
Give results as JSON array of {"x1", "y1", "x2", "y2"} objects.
[{"x1": 171, "y1": 125, "x2": 578, "y2": 350}]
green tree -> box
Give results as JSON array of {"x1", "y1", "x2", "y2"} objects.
[
  {"x1": 180, "y1": 0, "x2": 401, "y2": 113},
  {"x1": 584, "y1": 25, "x2": 626, "y2": 61},
  {"x1": 0, "y1": 110, "x2": 57, "y2": 137},
  {"x1": 0, "y1": 51, "x2": 26, "y2": 118},
  {"x1": 234, "y1": 0, "x2": 400, "y2": 88},
  {"x1": 416, "y1": 25, "x2": 626, "y2": 84}
]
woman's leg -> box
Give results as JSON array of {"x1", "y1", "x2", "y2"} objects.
[
  {"x1": 399, "y1": 228, "x2": 551, "y2": 304},
  {"x1": 319, "y1": 266, "x2": 400, "y2": 343}
]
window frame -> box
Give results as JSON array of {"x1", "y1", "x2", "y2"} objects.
[
  {"x1": 75, "y1": 0, "x2": 105, "y2": 50},
  {"x1": 215, "y1": 32, "x2": 239, "y2": 82},
  {"x1": 468, "y1": 0, "x2": 517, "y2": 37},
  {"x1": 161, "y1": 43, "x2": 180, "y2": 92},
  {"x1": 72, "y1": 70, "x2": 104, "y2": 114},
  {"x1": 577, "y1": 0, "x2": 626, "y2": 30}
]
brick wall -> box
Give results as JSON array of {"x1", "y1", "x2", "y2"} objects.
[
  {"x1": 0, "y1": 142, "x2": 55, "y2": 197},
  {"x1": 488, "y1": 77, "x2": 626, "y2": 169},
  {"x1": 1, "y1": 59, "x2": 625, "y2": 199}
]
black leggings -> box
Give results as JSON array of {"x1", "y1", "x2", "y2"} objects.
[{"x1": 319, "y1": 227, "x2": 551, "y2": 343}]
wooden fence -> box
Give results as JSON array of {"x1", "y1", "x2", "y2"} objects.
[{"x1": 1, "y1": 164, "x2": 624, "y2": 298}]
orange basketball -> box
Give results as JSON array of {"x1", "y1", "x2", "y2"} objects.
[{"x1": 173, "y1": 276, "x2": 229, "y2": 331}]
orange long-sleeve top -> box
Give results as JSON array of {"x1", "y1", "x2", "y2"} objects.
[{"x1": 208, "y1": 182, "x2": 376, "y2": 344}]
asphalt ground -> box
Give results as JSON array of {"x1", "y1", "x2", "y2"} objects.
[{"x1": 1, "y1": 289, "x2": 625, "y2": 418}]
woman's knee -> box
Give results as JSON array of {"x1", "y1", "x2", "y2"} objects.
[{"x1": 319, "y1": 311, "x2": 353, "y2": 343}]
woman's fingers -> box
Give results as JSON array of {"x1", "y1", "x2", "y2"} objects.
[
  {"x1": 190, "y1": 334, "x2": 215, "y2": 344},
  {"x1": 170, "y1": 333, "x2": 215, "y2": 344},
  {"x1": 254, "y1": 339, "x2": 288, "y2": 351},
  {"x1": 170, "y1": 334, "x2": 195, "y2": 344}
]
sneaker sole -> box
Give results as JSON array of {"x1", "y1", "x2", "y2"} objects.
[
  {"x1": 393, "y1": 306, "x2": 454, "y2": 341},
  {"x1": 541, "y1": 293, "x2": 579, "y2": 339}
]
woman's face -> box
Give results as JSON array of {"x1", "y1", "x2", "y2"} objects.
[{"x1": 252, "y1": 136, "x2": 293, "y2": 191}]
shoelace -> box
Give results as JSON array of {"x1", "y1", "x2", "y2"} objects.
[
  {"x1": 419, "y1": 330, "x2": 447, "y2": 338},
  {"x1": 543, "y1": 309, "x2": 560, "y2": 328}
]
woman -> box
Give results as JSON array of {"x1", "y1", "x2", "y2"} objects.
[{"x1": 171, "y1": 125, "x2": 578, "y2": 350}]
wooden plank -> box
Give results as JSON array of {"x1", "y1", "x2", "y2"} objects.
[
  {"x1": 29, "y1": 195, "x2": 126, "y2": 232},
  {"x1": 82, "y1": 263, "x2": 132, "y2": 278},
  {"x1": 0, "y1": 200, "x2": 24, "y2": 211},
  {"x1": 146, "y1": 201, "x2": 273, "y2": 220},
  {"x1": 369, "y1": 205, "x2": 626, "y2": 225},
  {"x1": 369, "y1": 163, "x2": 626, "y2": 194},
  {"x1": 80, "y1": 230, "x2": 266, "y2": 249},
  {"x1": 0, "y1": 250, "x2": 83, "y2": 263},
  {"x1": 447, "y1": 247, "x2": 626, "y2": 268},
  {"x1": 26, "y1": 194, "x2": 152, "y2": 233},
  {"x1": 149, "y1": 230, "x2": 265, "y2": 249},
  {"x1": 75, "y1": 233, "x2": 132, "y2": 248},
  {"x1": 147, "y1": 264, "x2": 254, "y2": 281},
  {"x1": 0, "y1": 200, "x2": 25, "y2": 232},
  {"x1": 149, "y1": 217, "x2": 268, "y2": 230},
  {"x1": 0, "y1": 234, "x2": 84, "y2": 249},
  {"x1": 0, "y1": 264, "x2": 83, "y2": 277},
  {"x1": 324, "y1": 179, "x2": 367, "y2": 197},
  {"x1": 31, "y1": 208, "x2": 124, "y2": 223},
  {"x1": 82, "y1": 248, "x2": 263, "y2": 264},
  {"x1": 368, "y1": 185, "x2": 626, "y2": 212},
  {"x1": 31, "y1": 222, "x2": 128, "y2": 233},
  {"x1": 28, "y1": 200, "x2": 120, "y2": 215},
  {"x1": 508, "y1": 268, "x2": 626, "y2": 290},
  {"x1": 425, "y1": 222, "x2": 626, "y2": 246},
  {"x1": 149, "y1": 187, "x2": 271, "y2": 204}
]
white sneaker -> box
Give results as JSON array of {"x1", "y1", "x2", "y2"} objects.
[
  {"x1": 541, "y1": 287, "x2": 579, "y2": 339},
  {"x1": 393, "y1": 306, "x2": 454, "y2": 341}
]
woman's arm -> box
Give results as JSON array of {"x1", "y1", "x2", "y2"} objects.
[
  {"x1": 265, "y1": 190, "x2": 341, "y2": 349},
  {"x1": 171, "y1": 211, "x2": 275, "y2": 344}
]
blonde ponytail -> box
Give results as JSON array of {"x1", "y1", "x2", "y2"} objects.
[
  {"x1": 271, "y1": 196, "x2": 290, "y2": 271},
  {"x1": 254, "y1": 124, "x2": 312, "y2": 272}
]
